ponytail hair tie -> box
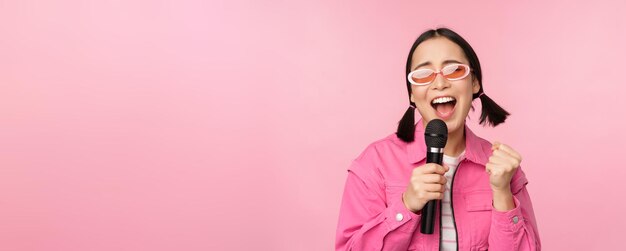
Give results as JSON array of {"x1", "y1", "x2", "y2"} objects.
[{"x1": 477, "y1": 92, "x2": 510, "y2": 126}]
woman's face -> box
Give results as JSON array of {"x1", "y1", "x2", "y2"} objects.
[{"x1": 409, "y1": 36, "x2": 481, "y2": 135}]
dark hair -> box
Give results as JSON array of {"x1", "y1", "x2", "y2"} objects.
[{"x1": 396, "y1": 27, "x2": 510, "y2": 143}]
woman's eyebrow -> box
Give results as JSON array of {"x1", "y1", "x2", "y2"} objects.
[{"x1": 412, "y1": 59, "x2": 464, "y2": 70}]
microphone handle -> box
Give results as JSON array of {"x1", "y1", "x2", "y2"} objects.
[{"x1": 420, "y1": 149, "x2": 444, "y2": 234}]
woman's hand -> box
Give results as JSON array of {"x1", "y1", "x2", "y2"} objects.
[
  {"x1": 486, "y1": 142, "x2": 522, "y2": 211},
  {"x1": 402, "y1": 163, "x2": 449, "y2": 213}
]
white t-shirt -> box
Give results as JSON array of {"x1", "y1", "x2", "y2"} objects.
[{"x1": 440, "y1": 150, "x2": 465, "y2": 251}]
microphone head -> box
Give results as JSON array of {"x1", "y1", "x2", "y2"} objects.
[{"x1": 424, "y1": 119, "x2": 448, "y2": 148}]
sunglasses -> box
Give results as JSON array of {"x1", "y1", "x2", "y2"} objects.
[{"x1": 407, "y1": 64, "x2": 472, "y2": 86}]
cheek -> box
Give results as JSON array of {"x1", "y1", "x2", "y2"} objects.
[
  {"x1": 457, "y1": 81, "x2": 476, "y2": 99},
  {"x1": 410, "y1": 87, "x2": 428, "y2": 101},
  {"x1": 458, "y1": 86, "x2": 475, "y2": 108}
]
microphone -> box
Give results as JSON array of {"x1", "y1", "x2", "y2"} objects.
[{"x1": 420, "y1": 119, "x2": 448, "y2": 234}]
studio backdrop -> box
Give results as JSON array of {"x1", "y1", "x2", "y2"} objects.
[{"x1": 1, "y1": 0, "x2": 625, "y2": 250}]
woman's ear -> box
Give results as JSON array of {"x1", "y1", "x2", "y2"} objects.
[{"x1": 472, "y1": 78, "x2": 481, "y2": 94}]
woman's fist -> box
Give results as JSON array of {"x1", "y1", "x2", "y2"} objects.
[
  {"x1": 486, "y1": 142, "x2": 522, "y2": 192},
  {"x1": 402, "y1": 163, "x2": 449, "y2": 213}
]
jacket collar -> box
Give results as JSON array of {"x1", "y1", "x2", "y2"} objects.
[{"x1": 406, "y1": 118, "x2": 489, "y2": 166}]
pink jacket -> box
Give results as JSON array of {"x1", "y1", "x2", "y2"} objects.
[{"x1": 336, "y1": 119, "x2": 541, "y2": 250}]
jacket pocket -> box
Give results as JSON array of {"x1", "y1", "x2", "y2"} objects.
[
  {"x1": 464, "y1": 190, "x2": 493, "y2": 212},
  {"x1": 464, "y1": 190, "x2": 492, "y2": 249}
]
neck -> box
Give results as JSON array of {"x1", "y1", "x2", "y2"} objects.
[{"x1": 443, "y1": 126, "x2": 466, "y2": 157}]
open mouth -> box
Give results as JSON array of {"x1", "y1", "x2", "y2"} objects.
[{"x1": 431, "y1": 96, "x2": 457, "y2": 119}]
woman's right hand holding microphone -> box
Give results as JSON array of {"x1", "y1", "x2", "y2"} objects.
[{"x1": 402, "y1": 163, "x2": 449, "y2": 214}]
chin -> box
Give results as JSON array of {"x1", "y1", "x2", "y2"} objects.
[{"x1": 443, "y1": 118, "x2": 464, "y2": 135}]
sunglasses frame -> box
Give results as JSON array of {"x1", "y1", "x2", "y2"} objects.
[{"x1": 407, "y1": 63, "x2": 472, "y2": 86}]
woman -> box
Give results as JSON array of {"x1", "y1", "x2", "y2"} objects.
[{"x1": 335, "y1": 28, "x2": 541, "y2": 250}]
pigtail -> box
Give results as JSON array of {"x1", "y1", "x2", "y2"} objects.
[
  {"x1": 396, "y1": 104, "x2": 416, "y2": 143},
  {"x1": 478, "y1": 93, "x2": 510, "y2": 127}
]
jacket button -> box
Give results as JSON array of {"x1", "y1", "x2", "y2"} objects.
[
  {"x1": 395, "y1": 213, "x2": 404, "y2": 222},
  {"x1": 512, "y1": 216, "x2": 519, "y2": 224}
]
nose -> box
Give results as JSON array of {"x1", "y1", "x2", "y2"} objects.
[{"x1": 430, "y1": 72, "x2": 450, "y2": 90}]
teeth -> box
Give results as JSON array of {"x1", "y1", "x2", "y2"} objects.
[{"x1": 432, "y1": 97, "x2": 456, "y2": 104}]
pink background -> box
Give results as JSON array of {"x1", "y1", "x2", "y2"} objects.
[{"x1": 1, "y1": 0, "x2": 625, "y2": 250}]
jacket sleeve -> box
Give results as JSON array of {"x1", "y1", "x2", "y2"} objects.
[
  {"x1": 335, "y1": 160, "x2": 420, "y2": 251},
  {"x1": 488, "y1": 167, "x2": 542, "y2": 250}
]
